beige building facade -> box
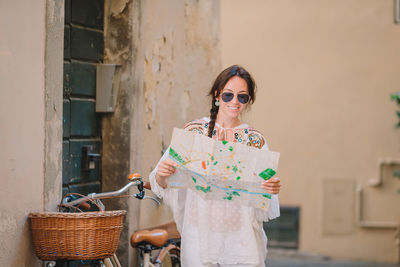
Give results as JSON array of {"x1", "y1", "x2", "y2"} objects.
[{"x1": 220, "y1": 0, "x2": 400, "y2": 264}]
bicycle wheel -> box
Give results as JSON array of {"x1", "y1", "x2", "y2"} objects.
[
  {"x1": 168, "y1": 253, "x2": 181, "y2": 267},
  {"x1": 160, "y1": 252, "x2": 181, "y2": 267},
  {"x1": 168, "y1": 246, "x2": 181, "y2": 267}
]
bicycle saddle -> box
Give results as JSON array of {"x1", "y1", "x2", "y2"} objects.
[
  {"x1": 143, "y1": 221, "x2": 181, "y2": 240},
  {"x1": 130, "y1": 229, "x2": 168, "y2": 248}
]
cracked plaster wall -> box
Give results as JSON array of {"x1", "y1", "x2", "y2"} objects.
[{"x1": 137, "y1": 0, "x2": 221, "y2": 229}]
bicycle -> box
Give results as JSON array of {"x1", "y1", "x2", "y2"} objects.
[
  {"x1": 130, "y1": 182, "x2": 181, "y2": 267},
  {"x1": 29, "y1": 173, "x2": 181, "y2": 267}
]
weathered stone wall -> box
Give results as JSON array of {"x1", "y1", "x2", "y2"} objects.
[
  {"x1": 44, "y1": 0, "x2": 64, "y2": 213},
  {"x1": 102, "y1": 0, "x2": 140, "y2": 265}
]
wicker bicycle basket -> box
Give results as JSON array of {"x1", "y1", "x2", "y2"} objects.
[{"x1": 29, "y1": 210, "x2": 126, "y2": 261}]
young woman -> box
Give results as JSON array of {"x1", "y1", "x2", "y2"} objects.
[{"x1": 149, "y1": 65, "x2": 281, "y2": 267}]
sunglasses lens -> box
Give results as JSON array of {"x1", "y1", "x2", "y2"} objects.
[
  {"x1": 238, "y1": 94, "x2": 250, "y2": 104},
  {"x1": 221, "y1": 92, "x2": 234, "y2": 102}
]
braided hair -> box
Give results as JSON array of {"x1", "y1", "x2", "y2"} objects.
[{"x1": 207, "y1": 65, "x2": 256, "y2": 137}]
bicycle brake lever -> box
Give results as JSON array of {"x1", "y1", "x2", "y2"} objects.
[{"x1": 133, "y1": 191, "x2": 145, "y2": 199}]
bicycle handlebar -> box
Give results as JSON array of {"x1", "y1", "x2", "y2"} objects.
[{"x1": 61, "y1": 174, "x2": 160, "y2": 210}]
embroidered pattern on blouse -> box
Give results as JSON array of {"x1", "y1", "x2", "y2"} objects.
[
  {"x1": 184, "y1": 119, "x2": 266, "y2": 149},
  {"x1": 247, "y1": 129, "x2": 265, "y2": 148}
]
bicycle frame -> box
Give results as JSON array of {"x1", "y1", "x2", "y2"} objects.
[
  {"x1": 143, "y1": 253, "x2": 153, "y2": 267},
  {"x1": 141, "y1": 244, "x2": 180, "y2": 267}
]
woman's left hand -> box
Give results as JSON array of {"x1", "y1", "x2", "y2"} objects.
[{"x1": 261, "y1": 177, "x2": 281, "y2": 194}]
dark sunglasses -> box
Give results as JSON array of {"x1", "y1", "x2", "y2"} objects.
[{"x1": 221, "y1": 92, "x2": 250, "y2": 104}]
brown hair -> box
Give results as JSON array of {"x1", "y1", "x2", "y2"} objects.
[{"x1": 207, "y1": 65, "x2": 256, "y2": 137}]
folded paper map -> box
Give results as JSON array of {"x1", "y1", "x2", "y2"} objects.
[{"x1": 167, "y1": 128, "x2": 280, "y2": 210}]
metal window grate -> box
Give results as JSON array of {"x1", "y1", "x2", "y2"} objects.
[
  {"x1": 264, "y1": 206, "x2": 300, "y2": 249},
  {"x1": 395, "y1": 0, "x2": 400, "y2": 24}
]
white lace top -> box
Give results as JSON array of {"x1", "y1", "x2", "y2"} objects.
[{"x1": 149, "y1": 117, "x2": 280, "y2": 266}]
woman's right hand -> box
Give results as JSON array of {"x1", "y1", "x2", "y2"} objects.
[{"x1": 155, "y1": 160, "x2": 177, "y2": 188}]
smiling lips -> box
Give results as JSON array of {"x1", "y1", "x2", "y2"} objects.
[{"x1": 229, "y1": 106, "x2": 240, "y2": 110}]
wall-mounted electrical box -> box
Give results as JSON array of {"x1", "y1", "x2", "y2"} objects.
[{"x1": 96, "y1": 64, "x2": 121, "y2": 112}]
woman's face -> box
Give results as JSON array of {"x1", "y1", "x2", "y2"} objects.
[{"x1": 217, "y1": 76, "x2": 250, "y2": 120}]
